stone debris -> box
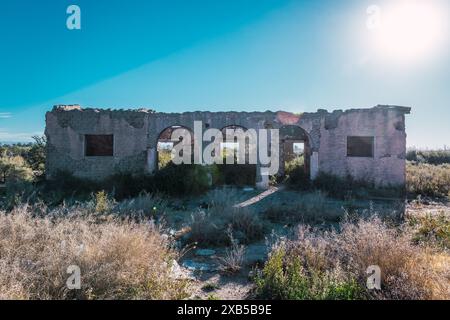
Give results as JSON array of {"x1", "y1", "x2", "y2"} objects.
[
  {"x1": 170, "y1": 260, "x2": 195, "y2": 280},
  {"x1": 182, "y1": 260, "x2": 218, "y2": 272}
]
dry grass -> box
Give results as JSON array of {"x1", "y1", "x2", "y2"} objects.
[
  {"x1": 407, "y1": 212, "x2": 450, "y2": 249},
  {"x1": 113, "y1": 192, "x2": 170, "y2": 218},
  {"x1": 406, "y1": 162, "x2": 450, "y2": 198},
  {"x1": 205, "y1": 187, "x2": 242, "y2": 210},
  {"x1": 257, "y1": 217, "x2": 450, "y2": 300},
  {"x1": 0, "y1": 205, "x2": 189, "y2": 300},
  {"x1": 263, "y1": 191, "x2": 343, "y2": 224},
  {"x1": 218, "y1": 229, "x2": 246, "y2": 274},
  {"x1": 188, "y1": 189, "x2": 265, "y2": 246},
  {"x1": 188, "y1": 205, "x2": 265, "y2": 246}
]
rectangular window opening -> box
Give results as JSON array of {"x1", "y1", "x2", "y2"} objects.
[
  {"x1": 85, "y1": 134, "x2": 114, "y2": 157},
  {"x1": 347, "y1": 136, "x2": 374, "y2": 158}
]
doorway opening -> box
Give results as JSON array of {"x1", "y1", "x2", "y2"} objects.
[
  {"x1": 156, "y1": 125, "x2": 193, "y2": 170},
  {"x1": 279, "y1": 125, "x2": 311, "y2": 185}
]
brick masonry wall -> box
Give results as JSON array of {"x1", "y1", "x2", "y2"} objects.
[
  {"x1": 318, "y1": 107, "x2": 408, "y2": 186},
  {"x1": 45, "y1": 105, "x2": 410, "y2": 186},
  {"x1": 45, "y1": 107, "x2": 151, "y2": 180}
]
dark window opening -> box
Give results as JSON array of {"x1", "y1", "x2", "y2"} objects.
[
  {"x1": 85, "y1": 135, "x2": 114, "y2": 157},
  {"x1": 347, "y1": 136, "x2": 374, "y2": 157}
]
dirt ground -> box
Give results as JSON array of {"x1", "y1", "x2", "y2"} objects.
[{"x1": 166, "y1": 187, "x2": 450, "y2": 300}]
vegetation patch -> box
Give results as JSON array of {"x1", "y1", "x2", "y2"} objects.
[
  {"x1": 406, "y1": 162, "x2": 450, "y2": 198},
  {"x1": 406, "y1": 149, "x2": 450, "y2": 165},
  {"x1": 0, "y1": 205, "x2": 189, "y2": 300},
  {"x1": 262, "y1": 191, "x2": 343, "y2": 225},
  {"x1": 255, "y1": 217, "x2": 449, "y2": 300},
  {"x1": 407, "y1": 212, "x2": 450, "y2": 249}
]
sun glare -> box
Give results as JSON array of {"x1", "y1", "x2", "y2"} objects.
[{"x1": 370, "y1": 0, "x2": 448, "y2": 66}]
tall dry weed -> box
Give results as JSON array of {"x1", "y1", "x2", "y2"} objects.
[{"x1": 0, "y1": 205, "x2": 188, "y2": 300}]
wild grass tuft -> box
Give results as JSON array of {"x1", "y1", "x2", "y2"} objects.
[
  {"x1": 256, "y1": 217, "x2": 449, "y2": 300},
  {"x1": 0, "y1": 205, "x2": 189, "y2": 300}
]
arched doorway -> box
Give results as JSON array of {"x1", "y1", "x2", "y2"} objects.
[
  {"x1": 220, "y1": 125, "x2": 249, "y2": 163},
  {"x1": 217, "y1": 125, "x2": 256, "y2": 186},
  {"x1": 156, "y1": 125, "x2": 194, "y2": 169},
  {"x1": 279, "y1": 125, "x2": 311, "y2": 183}
]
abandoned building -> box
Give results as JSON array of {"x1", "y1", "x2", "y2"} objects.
[{"x1": 45, "y1": 105, "x2": 411, "y2": 189}]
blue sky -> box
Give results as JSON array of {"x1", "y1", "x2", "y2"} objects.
[{"x1": 0, "y1": 0, "x2": 449, "y2": 148}]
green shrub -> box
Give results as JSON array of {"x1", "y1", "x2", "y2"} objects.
[
  {"x1": 255, "y1": 248, "x2": 364, "y2": 300},
  {"x1": 112, "y1": 192, "x2": 168, "y2": 219},
  {"x1": 94, "y1": 191, "x2": 113, "y2": 214},
  {"x1": 213, "y1": 163, "x2": 256, "y2": 186},
  {"x1": 406, "y1": 162, "x2": 450, "y2": 198},
  {"x1": 43, "y1": 163, "x2": 213, "y2": 204},
  {"x1": 0, "y1": 154, "x2": 35, "y2": 209},
  {"x1": 285, "y1": 157, "x2": 310, "y2": 189},
  {"x1": 408, "y1": 213, "x2": 450, "y2": 249},
  {"x1": 149, "y1": 163, "x2": 211, "y2": 196},
  {"x1": 0, "y1": 155, "x2": 34, "y2": 184},
  {"x1": 313, "y1": 172, "x2": 403, "y2": 200},
  {"x1": 109, "y1": 164, "x2": 212, "y2": 197},
  {"x1": 105, "y1": 173, "x2": 148, "y2": 199},
  {"x1": 262, "y1": 191, "x2": 342, "y2": 224},
  {"x1": 188, "y1": 205, "x2": 265, "y2": 246},
  {"x1": 256, "y1": 218, "x2": 449, "y2": 300},
  {"x1": 158, "y1": 148, "x2": 172, "y2": 169},
  {"x1": 313, "y1": 172, "x2": 370, "y2": 199},
  {"x1": 406, "y1": 149, "x2": 450, "y2": 165},
  {"x1": 0, "y1": 136, "x2": 46, "y2": 176},
  {"x1": 42, "y1": 171, "x2": 101, "y2": 204}
]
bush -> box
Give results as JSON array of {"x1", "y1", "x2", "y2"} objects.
[
  {"x1": 104, "y1": 173, "x2": 148, "y2": 199},
  {"x1": 188, "y1": 192, "x2": 265, "y2": 246},
  {"x1": 158, "y1": 148, "x2": 172, "y2": 169},
  {"x1": 112, "y1": 192, "x2": 169, "y2": 219},
  {"x1": 213, "y1": 163, "x2": 256, "y2": 186},
  {"x1": 255, "y1": 248, "x2": 364, "y2": 300},
  {"x1": 256, "y1": 217, "x2": 449, "y2": 300},
  {"x1": 218, "y1": 229, "x2": 246, "y2": 274},
  {"x1": 149, "y1": 163, "x2": 211, "y2": 196},
  {"x1": 313, "y1": 172, "x2": 403, "y2": 199},
  {"x1": 0, "y1": 155, "x2": 34, "y2": 184},
  {"x1": 0, "y1": 205, "x2": 189, "y2": 299},
  {"x1": 263, "y1": 191, "x2": 342, "y2": 224},
  {"x1": 406, "y1": 162, "x2": 450, "y2": 198},
  {"x1": 407, "y1": 212, "x2": 450, "y2": 249},
  {"x1": 43, "y1": 163, "x2": 213, "y2": 204},
  {"x1": 94, "y1": 191, "x2": 113, "y2": 214},
  {"x1": 284, "y1": 157, "x2": 310, "y2": 189},
  {"x1": 0, "y1": 154, "x2": 35, "y2": 209},
  {"x1": 0, "y1": 136, "x2": 46, "y2": 176},
  {"x1": 406, "y1": 149, "x2": 450, "y2": 165},
  {"x1": 42, "y1": 171, "x2": 101, "y2": 205}
]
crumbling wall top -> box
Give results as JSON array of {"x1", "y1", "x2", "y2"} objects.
[
  {"x1": 50, "y1": 104, "x2": 411, "y2": 116},
  {"x1": 52, "y1": 105, "x2": 155, "y2": 114}
]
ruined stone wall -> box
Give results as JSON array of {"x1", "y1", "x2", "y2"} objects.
[
  {"x1": 318, "y1": 106, "x2": 409, "y2": 186},
  {"x1": 45, "y1": 106, "x2": 152, "y2": 180},
  {"x1": 45, "y1": 104, "x2": 410, "y2": 187}
]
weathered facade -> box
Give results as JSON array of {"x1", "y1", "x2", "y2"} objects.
[{"x1": 45, "y1": 105, "x2": 411, "y2": 188}]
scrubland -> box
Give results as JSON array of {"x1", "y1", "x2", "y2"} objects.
[{"x1": 0, "y1": 143, "x2": 449, "y2": 300}]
